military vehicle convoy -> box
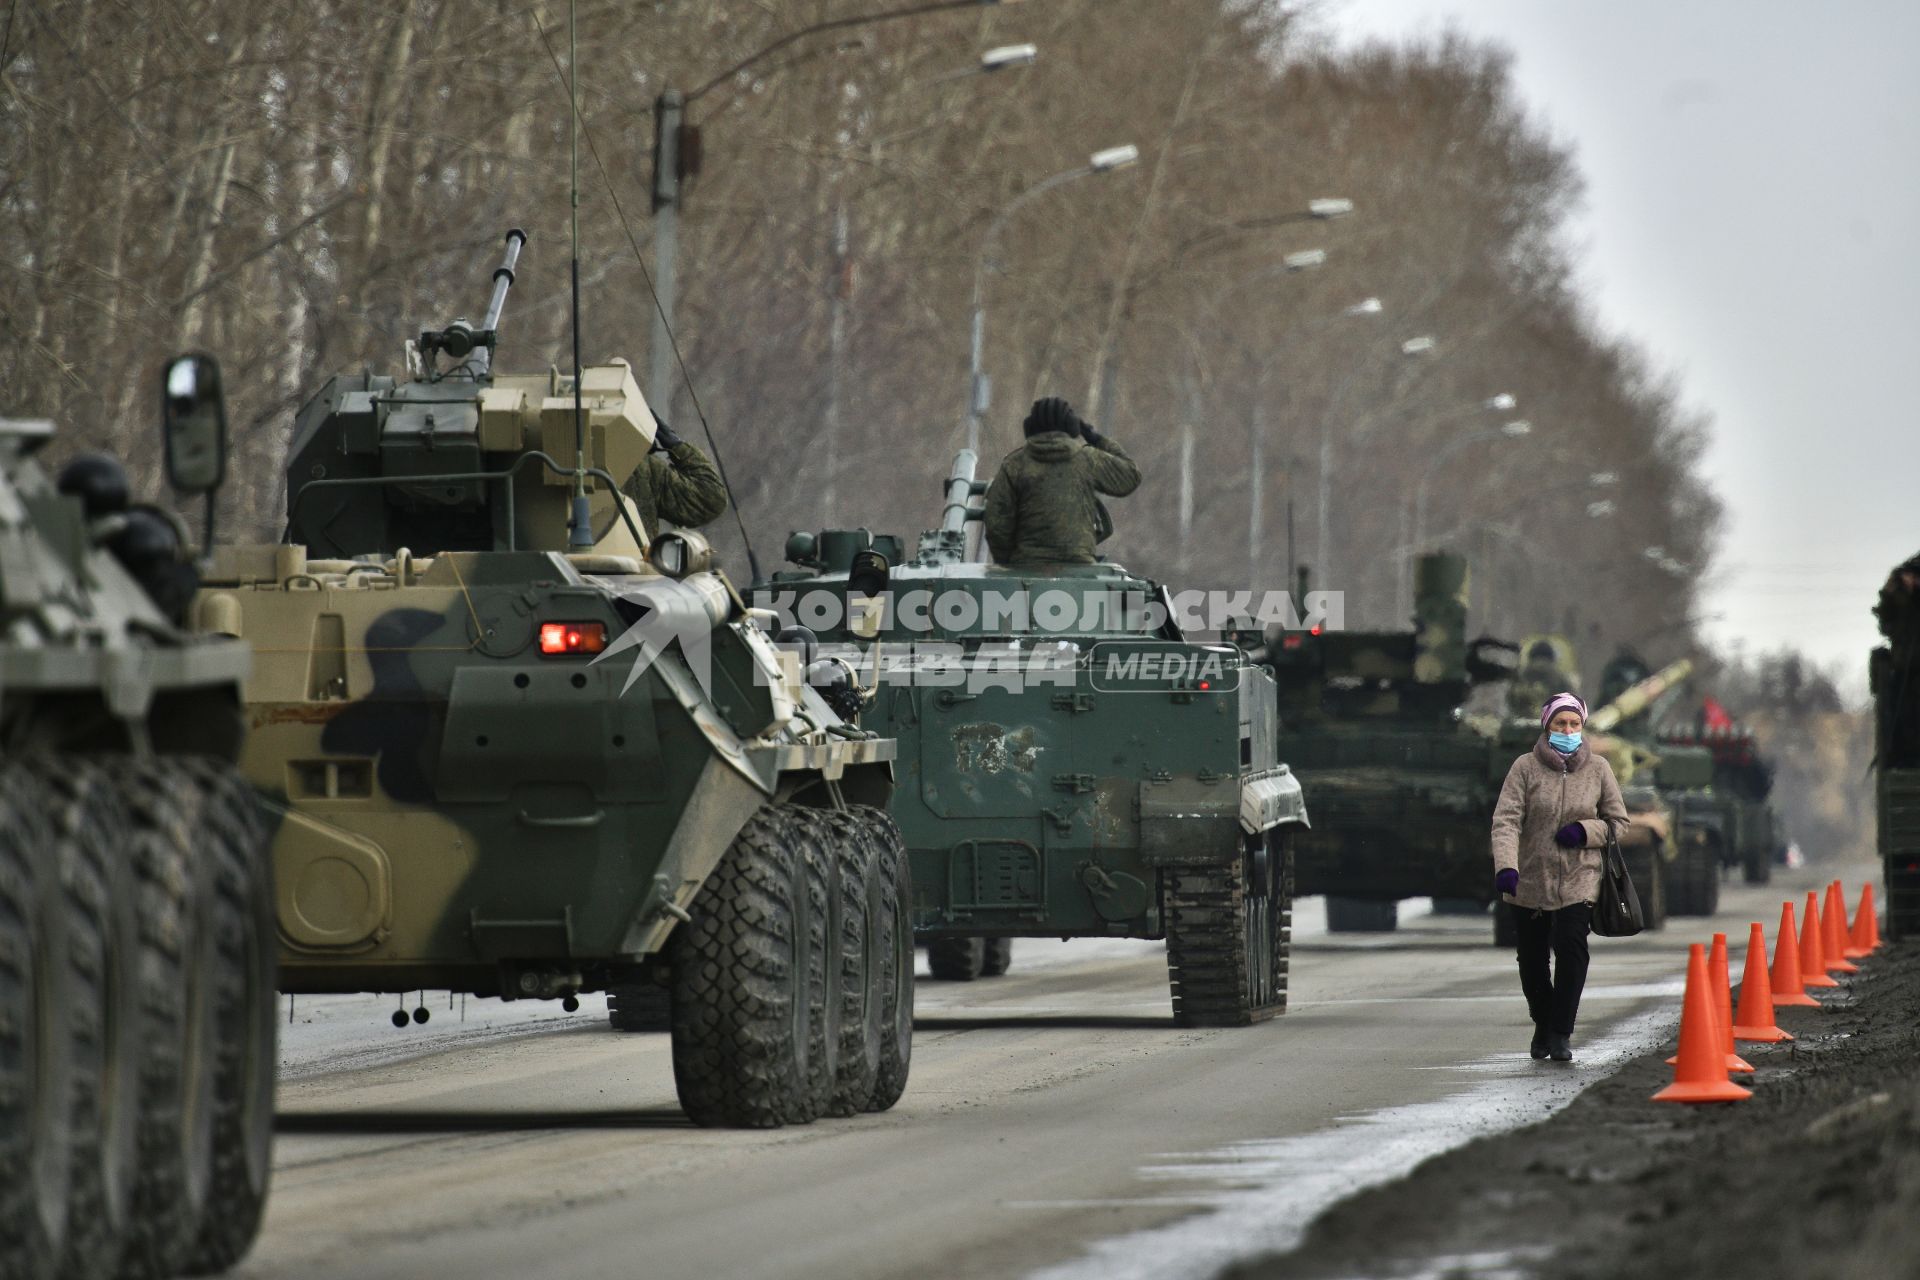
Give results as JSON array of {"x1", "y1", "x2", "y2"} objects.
[
  {"x1": 190, "y1": 232, "x2": 909, "y2": 1128},
  {"x1": 1248, "y1": 554, "x2": 1516, "y2": 934},
  {"x1": 764, "y1": 451, "x2": 1308, "y2": 1026},
  {"x1": 3, "y1": 362, "x2": 277, "y2": 1279},
  {"x1": 1872, "y1": 550, "x2": 1920, "y2": 939}
]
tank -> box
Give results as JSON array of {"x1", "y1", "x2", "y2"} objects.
[
  {"x1": 193, "y1": 231, "x2": 907, "y2": 1129},
  {"x1": 2, "y1": 360, "x2": 277, "y2": 1280},
  {"x1": 1872, "y1": 550, "x2": 1920, "y2": 938},
  {"x1": 1254, "y1": 553, "x2": 1518, "y2": 934},
  {"x1": 761, "y1": 450, "x2": 1308, "y2": 1026}
]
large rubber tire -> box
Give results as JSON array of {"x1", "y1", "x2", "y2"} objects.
[
  {"x1": 29, "y1": 761, "x2": 142, "y2": 1280},
  {"x1": 1164, "y1": 830, "x2": 1292, "y2": 1027},
  {"x1": 1325, "y1": 896, "x2": 1398, "y2": 933},
  {"x1": 0, "y1": 765, "x2": 70, "y2": 1280},
  {"x1": 669, "y1": 805, "x2": 831, "y2": 1128},
  {"x1": 979, "y1": 937, "x2": 1014, "y2": 977},
  {"x1": 821, "y1": 811, "x2": 878, "y2": 1118},
  {"x1": 1743, "y1": 844, "x2": 1772, "y2": 886},
  {"x1": 853, "y1": 808, "x2": 912, "y2": 1114},
  {"x1": 112, "y1": 759, "x2": 219, "y2": 1280},
  {"x1": 176, "y1": 760, "x2": 277, "y2": 1276},
  {"x1": 926, "y1": 937, "x2": 986, "y2": 982},
  {"x1": 605, "y1": 982, "x2": 672, "y2": 1032}
]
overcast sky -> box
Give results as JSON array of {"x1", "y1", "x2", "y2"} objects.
[{"x1": 1319, "y1": 0, "x2": 1919, "y2": 697}]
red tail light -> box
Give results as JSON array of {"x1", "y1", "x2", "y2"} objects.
[{"x1": 539, "y1": 622, "x2": 609, "y2": 656}]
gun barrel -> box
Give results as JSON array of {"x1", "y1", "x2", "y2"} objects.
[
  {"x1": 940, "y1": 449, "x2": 979, "y2": 533},
  {"x1": 481, "y1": 228, "x2": 528, "y2": 334},
  {"x1": 1588, "y1": 657, "x2": 1694, "y2": 732}
]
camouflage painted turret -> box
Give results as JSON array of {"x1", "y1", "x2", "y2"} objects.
[
  {"x1": 1873, "y1": 550, "x2": 1920, "y2": 937},
  {"x1": 762, "y1": 449, "x2": 1308, "y2": 1026},
  {"x1": 192, "y1": 232, "x2": 909, "y2": 1129},
  {"x1": 1254, "y1": 552, "x2": 1520, "y2": 935},
  {"x1": 3, "y1": 362, "x2": 278, "y2": 1278}
]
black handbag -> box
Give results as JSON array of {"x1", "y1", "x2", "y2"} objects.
[{"x1": 1591, "y1": 834, "x2": 1645, "y2": 938}]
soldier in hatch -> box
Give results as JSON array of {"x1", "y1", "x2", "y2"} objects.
[
  {"x1": 624, "y1": 414, "x2": 728, "y2": 540},
  {"x1": 983, "y1": 397, "x2": 1141, "y2": 566}
]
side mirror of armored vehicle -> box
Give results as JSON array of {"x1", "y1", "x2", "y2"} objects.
[
  {"x1": 160, "y1": 353, "x2": 229, "y2": 495},
  {"x1": 651, "y1": 529, "x2": 715, "y2": 579},
  {"x1": 847, "y1": 548, "x2": 891, "y2": 641}
]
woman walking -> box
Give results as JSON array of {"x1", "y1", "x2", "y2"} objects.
[{"x1": 1491, "y1": 692, "x2": 1630, "y2": 1062}]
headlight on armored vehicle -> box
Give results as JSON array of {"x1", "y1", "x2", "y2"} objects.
[{"x1": 539, "y1": 622, "x2": 609, "y2": 655}]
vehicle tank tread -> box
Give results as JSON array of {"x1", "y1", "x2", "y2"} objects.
[{"x1": 1163, "y1": 836, "x2": 1291, "y2": 1027}]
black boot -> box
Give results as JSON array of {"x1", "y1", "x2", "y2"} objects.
[
  {"x1": 1530, "y1": 1024, "x2": 1550, "y2": 1060},
  {"x1": 1548, "y1": 1033, "x2": 1573, "y2": 1063}
]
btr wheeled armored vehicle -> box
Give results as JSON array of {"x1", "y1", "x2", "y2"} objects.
[
  {"x1": 761, "y1": 451, "x2": 1308, "y2": 1026},
  {"x1": 190, "y1": 232, "x2": 908, "y2": 1128},
  {"x1": 3, "y1": 358, "x2": 277, "y2": 1279}
]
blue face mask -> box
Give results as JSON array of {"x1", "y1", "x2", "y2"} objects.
[{"x1": 1548, "y1": 730, "x2": 1582, "y2": 755}]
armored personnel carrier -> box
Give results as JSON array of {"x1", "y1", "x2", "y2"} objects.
[
  {"x1": 3, "y1": 360, "x2": 276, "y2": 1279},
  {"x1": 191, "y1": 232, "x2": 907, "y2": 1128},
  {"x1": 763, "y1": 451, "x2": 1307, "y2": 1026},
  {"x1": 1873, "y1": 550, "x2": 1920, "y2": 938},
  {"x1": 1250, "y1": 554, "x2": 1516, "y2": 933}
]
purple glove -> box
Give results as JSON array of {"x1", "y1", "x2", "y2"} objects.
[
  {"x1": 1495, "y1": 868, "x2": 1519, "y2": 895},
  {"x1": 1554, "y1": 822, "x2": 1586, "y2": 848}
]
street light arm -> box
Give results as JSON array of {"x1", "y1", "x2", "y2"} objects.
[{"x1": 688, "y1": 0, "x2": 1008, "y2": 104}]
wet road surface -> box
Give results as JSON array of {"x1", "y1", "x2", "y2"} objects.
[{"x1": 242, "y1": 866, "x2": 1860, "y2": 1280}]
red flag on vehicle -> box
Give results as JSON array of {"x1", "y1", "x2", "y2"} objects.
[{"x1": 1701, "y1": 696, "x2": 1734, "y2": 730}]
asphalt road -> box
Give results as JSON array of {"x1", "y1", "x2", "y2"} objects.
[{"x1": 241, "y1": 863, "x2": 1867, "y2": 1280}]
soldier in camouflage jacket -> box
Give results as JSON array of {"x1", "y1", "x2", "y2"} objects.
[{"x1": 983, "y1": 397, "x2": 1141, "y2": 566}]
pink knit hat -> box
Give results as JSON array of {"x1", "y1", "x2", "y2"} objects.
[{"x1": 1540, "y1": 691, "x2": 1587, "y2": 729}]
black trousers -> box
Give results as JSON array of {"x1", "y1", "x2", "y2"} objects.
[{"x1": 1511, "y1": 902, "x2": 1592, "y2": 1036}]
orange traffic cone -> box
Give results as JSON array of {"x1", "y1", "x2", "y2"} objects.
[
  {"x1": 1800, "y1": 891, "x2": 1840, "y2": 989},
  {"x1": 1771, "y1": 901, "x2": 1821, "y2": 1008},
  {"x1": 1710, "y1": 932, "x2": 1755, "y2": 1072},
  {"x1": 1732, "y1": 922, "x2": 1793, "y2": 1043},
  {"x1": 1847, "y1": 883, "x2": 1880, "y2": 958},
  {"x1": 1823, "y1": 881, "x2": 1861, "y2": 975},
  {"x1": 1654, "y1": 943, "x2": 1752, "y2": 1104}
]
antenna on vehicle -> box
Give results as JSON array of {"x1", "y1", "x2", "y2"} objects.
[{"x1": 565, "y1": 0, "x2": 592, "y2": 549}]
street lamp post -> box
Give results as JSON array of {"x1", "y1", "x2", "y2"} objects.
[
  {"x1": 649, "y1": 0, "x2": 1030, "y2": 410},
  {"x1": 1401, "y1": 417, "x2": 1534, "y2": 611},
  {"x1": 1311, "y1": 303, "x2": 1408, "y2": 589},
  {"x1": 965, "y1": 144, "x2": 1142, "y2": 454},
  {"x1": 1182, "y1": 250, "x2": 1332, "y2": 580}
]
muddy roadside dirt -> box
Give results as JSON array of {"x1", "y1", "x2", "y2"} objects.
[{"x1": 1230, "y1": 936, "x2": 1920, "y2": 1280}]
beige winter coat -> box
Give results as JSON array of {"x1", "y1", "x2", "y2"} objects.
[{"x1": 1491, "y1": 738, "x2": 1631, "y2": 911}]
